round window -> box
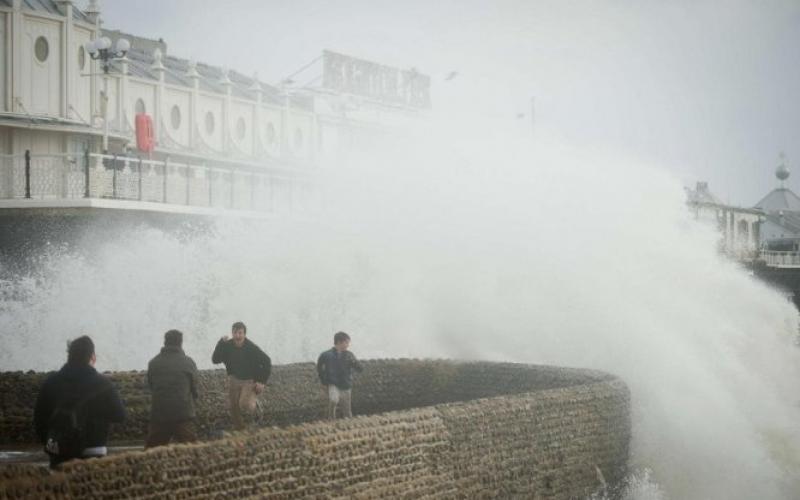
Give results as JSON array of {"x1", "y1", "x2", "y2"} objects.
[
  {"x1": 170, "y1": 105, "x2": 181, "y2": 130},
  {"x1": 265, "y1": 122, "x2": 276, "y2": 146},
  {"x1": 34, "y1": 36, "x2": 49, "y2": 63},
  {"x1": 205, "y1": 111, "x2": 215, "y2": 134},
  {"x1": 236, "y1": 117, "x2": 246, "y2": 140},
  {"x1": 294, "y1": 129, "x2": 304, "y2": 150},
  {"x1": 78, "y1": 45, "x2": 86, "y2": 70}
]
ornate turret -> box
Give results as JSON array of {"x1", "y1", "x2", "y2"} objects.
[
  {"x1": 186, "y1": 60, "x2": 200, "y2": 80},
  {"x1": 776, "y1": 153, "x2": 790, "y2": 185},
  {"x1": 219, "y1": 68, "x2": 232, "y2": 88},
  {"x1": 84, "y1": 0, "x2": 100, "y2": 23},
  {"x1": 249, "y1": 72, "x2": 263, "y2": 96},
  {"x1": 186, "y1": 60, "x2": 200, "y2": 90},
  {"x1": 151, "y1": 48, "x2": 165, "y2": 73}
]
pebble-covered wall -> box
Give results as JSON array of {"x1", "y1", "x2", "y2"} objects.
[{"x1": 0, "y1": 360, "x2": 630, "y2": 499}]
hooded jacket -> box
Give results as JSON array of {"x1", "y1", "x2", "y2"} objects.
[
  {"x1": 33, "y1": 363, "x2": 126, "y2": 450},
  {"x1": 147, "y1": 345, "x2": 199, "y2": 422}
]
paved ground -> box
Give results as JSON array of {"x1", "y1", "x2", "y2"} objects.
[{"x1": 0, "y1": 446, "x2": 144, "y2": 467}]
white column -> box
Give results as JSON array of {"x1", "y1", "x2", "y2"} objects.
[
  {"x1": 119, "y1": 55, "x2": 129, "y2": 138},
  {"x1": 187, "y1": 60, "x2": 199, "y2": 148},
  {"x1": 151, "y1": 48, "x2": 165, "y2": 145},
  {"x1": 310, "y1": 107, "x2": 318, "y2": 165},
  {"x1": 280, "y1": 89, "x2": 289, "y2": 158},
  {"x1": 11, "y1": 0, "x2": 21, "y2": 114},
  {"x1": 2, "y1": 12, "x2": 9, "y2": 112},
  {"x1": 85, "y1": 0, "x2": 99, "y2": 142},
  {"x1": 220, "y1": 69, "x2": 232, "y2": 153},
  {"x1": 250, "y1": 73, "x2": 262, "y2": 156},
  {"x1": 102, "y1": 73, "x2": 108, "y2": 151},
  {"x1": 59, "y1": 0, "x2": 72, "y2": 119}
]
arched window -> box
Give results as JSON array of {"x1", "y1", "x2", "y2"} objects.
[
  {"x1": 236, "y1": 117, "x2": 246, "y2": 140},
  {"x1": 293, "y1": 128, "x2": 304, "y2": 151},
  {"x1": 34, "y1": 36, "x2": 49, "y2": 63},
  {"x1": 265, "y1": 122, "x2": 276, "y2": 146},
  {"x1": 737, "y1": 220, "x2": 749, "y2": 240},
  {"x1": 205, "y1": 111, "x2": 215, "y2": 134},
  {"x1": 170, "y1": 105, "x2": 181, "y2": 130},
  {"x1": 135, "y1": 99, "x2": 146, "y2": 115},
  {"x1": 78, "y1": 45, "x2": 86, "y2": 70}
]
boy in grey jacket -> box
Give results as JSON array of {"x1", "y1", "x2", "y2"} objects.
[{"x1": 146, "y1": 329, "x2": 199, "y2": 448}]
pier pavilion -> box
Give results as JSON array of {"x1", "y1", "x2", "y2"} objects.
[{"x1": 685, "y1": 181, "x2": 762, "y2": 261}]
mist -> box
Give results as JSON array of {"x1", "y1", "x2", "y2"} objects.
[
  {"x1": 2, "y1": 114, "x2": 800, "y2": 498},
  {"x1": 2, "y1": 1, "x2": 800, "y2": 498},
  {"x1": 101, "y1": 0, "x2": 800, "y2": 204}
]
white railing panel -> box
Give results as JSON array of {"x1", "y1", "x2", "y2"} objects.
[
  {"x1": 762, "y1": 251, "x2": 800, "y2": 268},
  {"x1": 1, "y1": 152, "x2": 313, "y2": 216}
]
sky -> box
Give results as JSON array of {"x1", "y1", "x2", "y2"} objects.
[{"x1": 98, "y1": 0, "x2": 800, "y2": 206}]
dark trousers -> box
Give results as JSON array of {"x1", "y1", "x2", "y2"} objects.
[
  {"x1": 48, "y1": 453, "x2": 102, "y2": 470},
  {"x1": 145, "y1": 419, "x2": 197, "y2": 448},
  {"x1": 49, "y1": 454, "x2": 71, "y2": 469}
]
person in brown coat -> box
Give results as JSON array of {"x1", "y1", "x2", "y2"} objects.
[{"x1": 145, "y1": 329, "x2": 199, "y2": 448}]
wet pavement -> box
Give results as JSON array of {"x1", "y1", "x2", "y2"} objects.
[
  {"x1": 0, "y1": 449, "x2": 46, "y2": 465},
  {"x1": 0, "y1": 446, "x2": 144, "y2": 467}
]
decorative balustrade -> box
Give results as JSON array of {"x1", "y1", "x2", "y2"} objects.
[
  {"x1": 0, "y1": 151, "x2": 316, "y2": 215},
  {"x1": 761, "y1": 250, "x2": 800, "y2": 268}
]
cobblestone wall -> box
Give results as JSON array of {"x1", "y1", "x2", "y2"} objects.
[{"x1": 0, "y1": 360, "x2": 630, "y2": 499}]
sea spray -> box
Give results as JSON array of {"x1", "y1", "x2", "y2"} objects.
[{"x1": 0, "y1": 123, "x2": 799, "y2": 498}]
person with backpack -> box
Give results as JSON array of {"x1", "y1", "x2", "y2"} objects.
[
  {"x1": 33, "y1": 336, "x2": 126, "y2": 469},
  {"x1": 145, "y1": 329, "x2": 199, "y2": 448}
]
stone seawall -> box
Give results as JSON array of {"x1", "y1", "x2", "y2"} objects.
[{"x1": 0, "y1": 360, "x2": 630, "y2": 499}]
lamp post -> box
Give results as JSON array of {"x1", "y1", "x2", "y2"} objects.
[{"x1": 85, "y1": 36, "x2": 130, "y2": 153}]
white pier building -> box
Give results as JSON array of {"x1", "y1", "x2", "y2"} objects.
[{"x1": 0, "y1": 0, "x2": 430, "y2": 217}]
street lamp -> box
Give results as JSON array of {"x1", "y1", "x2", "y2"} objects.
[
  {"x1": 86, "y1": 36, "x2": 129, "y2": 74},
  {"x1": 85, "y1": 37, "x2": 131, "y2": 152}
]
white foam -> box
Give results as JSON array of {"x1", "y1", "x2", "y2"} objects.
[{"x1": 1, "y1": 120, "x2": 799, "y2": 498}]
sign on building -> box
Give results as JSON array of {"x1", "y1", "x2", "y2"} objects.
[{"x1": 322, "y1": 50, "x2": 431, "y2": 109}]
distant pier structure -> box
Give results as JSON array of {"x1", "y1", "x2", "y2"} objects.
[
  {"x1": 0, "y1": 1, "x2": 430, "y2": 263},
  {"x1": 688, "y1": 155, "x2": 800, "y2": 309},
  {"x1": 685, "y1": 181, "x2": 762, "y2": 261}
]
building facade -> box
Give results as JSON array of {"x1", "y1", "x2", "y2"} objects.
[{"x1": 0, "y1": 0, "x2": 429, "y2": 215}]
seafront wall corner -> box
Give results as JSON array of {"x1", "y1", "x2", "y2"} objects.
[{"x1": 0, "y1": 359, "x2": 631, "y2": 499}]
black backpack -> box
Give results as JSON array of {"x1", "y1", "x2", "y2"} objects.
[{"x1": 44, "y1": 390, "x2": 94, "y2": 458}]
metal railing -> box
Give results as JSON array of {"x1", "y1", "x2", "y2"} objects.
[
  {"x1": 0, "y1": 152, "x2": 87, "y2": 200},
  {"x1": 761, "y1": 251, "x2": 800, "y2": 268},
  {"x1": 0, "y1": 150, "x2": 316, "y2": 214}
]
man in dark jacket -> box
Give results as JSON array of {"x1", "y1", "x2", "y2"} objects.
[
  {"x1": 317, "y1": 331, "x2": 363, "y2": 419},
  {"x1": 211, "y1": 321, "x2": 271, "y2": 430},
  {"x1": 145, "y1": 329, "x2": 199, "y2": 448},
  {"x1": 33, "y1": 336, "x2": 126, "y2": 469}
]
